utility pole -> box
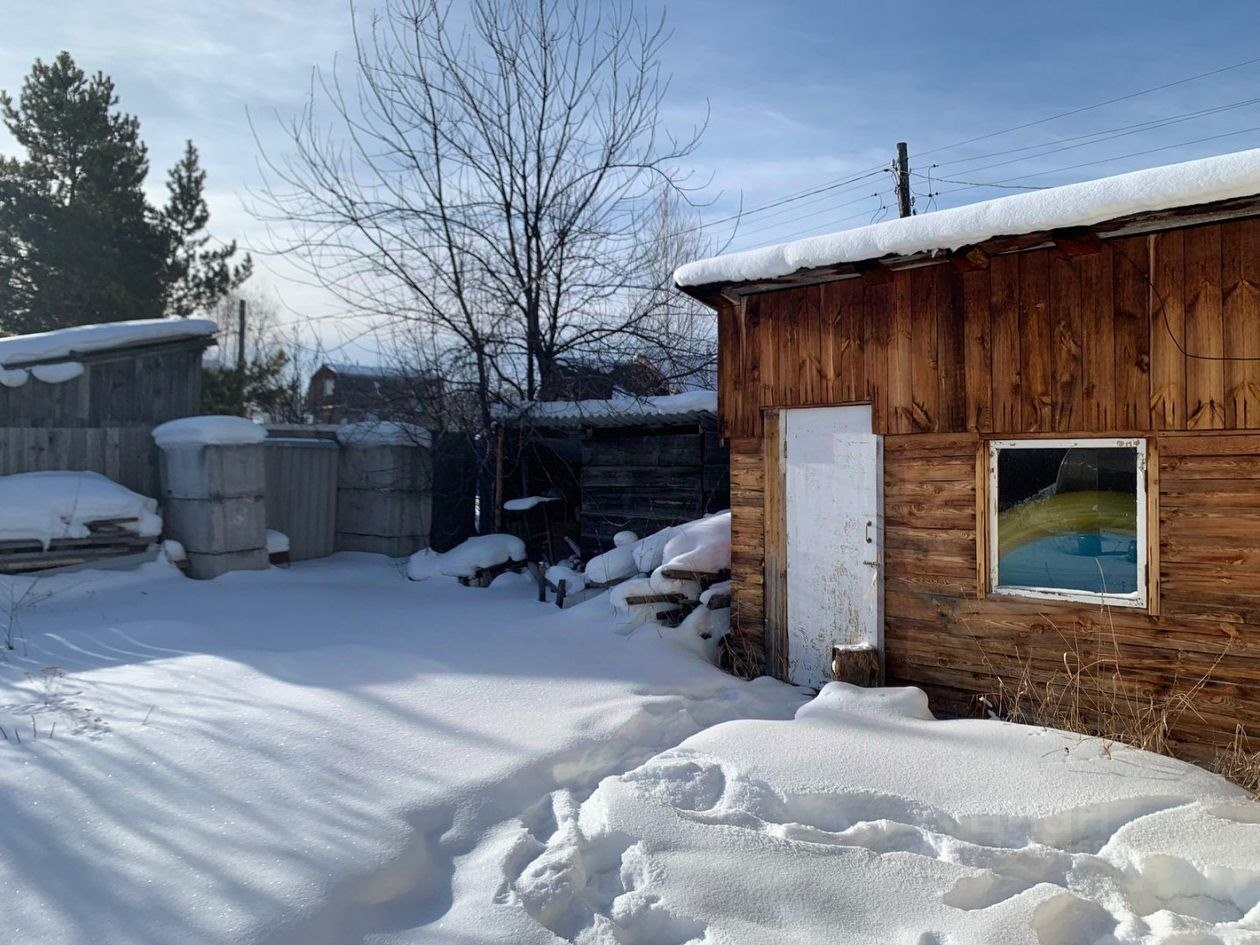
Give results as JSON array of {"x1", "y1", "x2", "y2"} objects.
[
  {"x1": 236, "y1": 299, "x2": 247, "y2": 373},
  {"x1": 895, "y1": 141, "x2": 913, "y2": 218}
]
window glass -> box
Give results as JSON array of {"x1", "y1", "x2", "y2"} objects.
[{"x1": 995, "y1": 445, "x2": 1139, "y2": 596}]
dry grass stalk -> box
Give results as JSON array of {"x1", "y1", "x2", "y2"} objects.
[{"x1": 969, "y1": 608, "x2": 1255, "y2": 796}]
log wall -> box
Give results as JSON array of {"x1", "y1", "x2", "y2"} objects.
[{"x1": 717, "y1": 216, "x2": 1260, "y2": 754}]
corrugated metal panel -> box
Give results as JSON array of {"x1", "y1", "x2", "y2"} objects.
[{"x1": 264, "y1": 438, "x2": 338, "y2": 561}]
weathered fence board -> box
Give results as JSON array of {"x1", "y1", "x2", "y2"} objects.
[{"x1": 0, "y1": 426, "x2": 160, "y2": 496}]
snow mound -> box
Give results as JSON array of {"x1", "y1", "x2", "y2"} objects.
[
  {"x1": 520, "y1": 682, "x2": 1260, "y2": 945},
  {"x1": 406, "y1": 534, "x2": 527, "y2": 580},
  {"x1": 676, "y1": 147, "x2": 1260, "y2": 287},
  {"x1": 0, "y1": 317, "x2": 217, "y2": 368},
  {"x1": 584, "y1": 542, "x2": 638, "y2": 585},
  {"x1": 335, "y1": 420, "x2": 431, "y2": 448},
  {"x1": 656, "y1": 512, "x2": 730, "y2": 574},
  {"x1": 152, "y1": 415, "x2": 266, "y2": 448},
  {"x1": 265, "y1": 530, "x2": 290, "y2": 554},
  {"x1": 0, "y1": 471, "x2": 162, "y2": 549},
  {"x1": 0, "y1": 367, "x2": 29, "y2": 387}
]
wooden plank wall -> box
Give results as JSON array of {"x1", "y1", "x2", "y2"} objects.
[
  {"x1": 0, "y1": 426, "x2": 161, "y2": 496},
  {"x1": 717, "y1": 216, "x2": 1260, "y2": 753},
  {"x1": 719, "y1": 219, "x2": 1260, "y2": 442},
  {"x1": 0, "y1": 342, "x2": 205, "y2": 428}
]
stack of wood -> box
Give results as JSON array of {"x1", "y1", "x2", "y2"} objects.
[{"x1": 0, "y1": 518, "x2": 155, "y2": 574}]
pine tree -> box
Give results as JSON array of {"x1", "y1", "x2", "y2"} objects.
[
  {"x1": 0, "y1": 52, "x2": 248, "y2": 334},
  {"x1": 163, "y1": 141, "x2": 252, "y2": 319}
]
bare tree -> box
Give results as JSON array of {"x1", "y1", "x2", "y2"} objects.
[{"x1": 253, "y1": 0, "x2": 715, "y2": 432}]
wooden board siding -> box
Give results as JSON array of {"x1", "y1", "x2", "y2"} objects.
[
  {"x1": 717, "y1": 220, "x2": 1260, "y2": 442},
  {"x1": 880, "y1": 431, "x2": 1260, "y2": 756},
  {"x1": 714, "y1": 214, "x2": 1260, "y2": 754},
  {"x1": 0, "y1": 426, "x2": 160, "y2": 496}
]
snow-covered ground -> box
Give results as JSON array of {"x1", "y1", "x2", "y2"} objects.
[{"x1": 0, "y1": 555, "x2": 1257, "y2": 945}]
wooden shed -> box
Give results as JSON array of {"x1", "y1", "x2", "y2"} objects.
[
  {"x1": 500, "y1": 392, "x2": 728, "y2": 555},
  {"x1": 0, "y1": 319, "x2": 216, "y2": 495},
  {"x1": 677, "y1": 148, "x2": 1260, "y2": 758}
]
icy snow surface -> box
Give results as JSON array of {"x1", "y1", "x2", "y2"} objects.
[
  {"x1": 335, "y1": 421, "x2": 432, "y2": 449},
  {"x1": 0, "y1": 317, "x2": 216, "y2": 368},
  {"x1": 0, "y1": 558, "x2": 1257, "y2": 944},
  {"x1": 152, "y1": 415, "x2": 267, "y2": 448},
  {"x1": 0, "y1": 471, "x2": 162, "y2": 548},
  {"x1": 676, "y1": 148, "x2": 1260, "y2": 287}
]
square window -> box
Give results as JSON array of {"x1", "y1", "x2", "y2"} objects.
[{"x1": 988, "y1": 439, "x2": 1147, "y2": 607}]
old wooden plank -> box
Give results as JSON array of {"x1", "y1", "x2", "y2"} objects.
[
  {"x1": 989, "y1": 253, "x2": 1022, "y2": 432},
  {"x1": 1221, "y1": 217, "x2": 1260, "y2": 429},
  {"x1": 1110, "y1": 236, "x2": 1152, "y2": 430},
  {"x1": 1183, "y1": 224, "x2": 1226, "y2": 429},
  {"x1": 961, "y1": 268, "x2": 993, "y2": 432},
  {"x1": 762, "y1": 409, "x2": 787, "y2": 679},
  {"x1": 1077, "y1": 248, "x2": 1115, "y2": 430},
  {"x1": 1049, "y1": 252, "x2": 1084, "y2": 431},
  {"x1": 1150, "y1": 230, "x2": 1186, "y2": 430},
  {"x1": 1020, "y1": 251, "x2": 1053, "y2": 432},
  {"x1": 907, "y1": 266, "x2": 940, "y2": 432},
  {"x1": 889, "y1": 275, "x2": 914, "y2": 434}
]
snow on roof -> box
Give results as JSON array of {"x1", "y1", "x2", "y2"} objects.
[
  {"x1": 324, "y1": 362, "x2": 408, "y2": 379},
  {"x1": 502, "y1": 390, "x2": 717, "y2": 429},
  {"x1": 152, "y1": 415, "x2": 267, "y2": 449},
  {"x1": 0, "y1": 318, "x2": 217, "y2": 369},
  {"x1": 675, "y1": 148, "x2": 1260, "y2": 288}
]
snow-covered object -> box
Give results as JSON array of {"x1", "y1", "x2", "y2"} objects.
[
  {"x1": 503, "y1": 495, "x2": 560, "y2": 512},
  {"x1": 161, "y1": 538, "x2": 187, "y2": 564},
  {"x1": 544, "y1": 564, "x2": 586, "y2": 594},
  {"x1": 655, "y1": 511, "x2": 731, "y2": 574},
  {"x1": 0, "y1": 317, "x2": 217, "y2": 368},
  {"x1": 631, "y1": 525, "x2": 681, "y2": 574},
  {"x1": 405, "y1": 534, "x2": 527, "y2": 581},
  {"x1": 699, "y1": 580, "x2": 732, "y2": 607},
  {"x1": 0, "y1": 367, "x2": 29, "y2": 388},
  {"x1": 152, "y1": 415, "x2": 266, "y2": 449},
  {"x1": 265, "y1": 530, "x2": 290, "y2": 554},
  {"x1": 30, "y1": 361, "x2": 84, "y2": 384},
  {"x1": 610, "y1": 576, "x2": 655, "y2": 615},
  {"x1": 503, "y1": 390, "x2": 716, "y2": 428},
  {"x1": 548, "y1": 682, "x2": 1259, "y2": 945},
  {"x1": 583, "y1": 542, "x2": 638, "y2": 585},
  {"x1": 613, "y1": 530, "x2": 638, "y2": 547},
  {"x1": 0, "y1": 471, "x2": 162, "y2": 549},
  {"x1": 676, "y1": 147, "x2": 1260, "y2": 287},
  {"x1": 335, "y1": 420, "x2": 431, "y2": 449}
]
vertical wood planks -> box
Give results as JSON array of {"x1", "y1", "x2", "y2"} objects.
[
  {"x1": 1222, "y1": 218, "x2": 1260, "y2": 428},
  {"x1": 762, "y1": 411, "x2": 788, "y2": 680},
  {"x1": 889, "y1": 275, "x2": 914, "y2": 433},
  {"x1": 1080, "y1": 250, "x2": 1115, "y2": 430},
  {"x1": 1050, "y1": 252, "x2": 1084, "y2": 431},
  {"x1": 961, "y1": 268, "x2": 993, "y2": 432},
  {"x1": 990, "y1": 254, "x2": 1022, "y2": 432},
  {"x1": 1150, "y1": 230, "x2": 1186, "y2": 430},
  {"x1": 1112, "y1": 235, "x2": 1151, "y2": 430},
  {"x1": 1020, "y1": 252, "x2": 1053, "y2": 432},
  {"x1": 1183, "y1": 225, "x2": 1225, "y2": 429}
]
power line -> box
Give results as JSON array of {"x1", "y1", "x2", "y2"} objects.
[{"x1": 915, "y1": 54, "x2": 1260, "y2": 161}]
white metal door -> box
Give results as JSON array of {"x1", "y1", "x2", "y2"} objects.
[{"x1": 784, "y1": 405, "x2": 882, "y2": 690}]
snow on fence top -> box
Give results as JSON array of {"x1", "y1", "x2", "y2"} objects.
[
  {"x1": 335, "y1": 420, "x2": 432, "y2": 449},
  {"x1": 152, "y1": 415, "x2": 267, "y2": 448},
  {"x1": 500, "y1": 390, "x2": 717, "y2": 429},
  {"x1": 675, "y1": 148, "x2": 1260, "y2": 288},
  {"x1": 0, "y1": 318, "x2": 217, "y2": 369}
]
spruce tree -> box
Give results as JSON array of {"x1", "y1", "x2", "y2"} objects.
[{"x1": 163, "y1": 141, "x2": 252, "y2": 319}]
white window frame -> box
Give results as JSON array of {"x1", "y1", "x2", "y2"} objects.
[{"x1": 987, "y1": 437, "x2": 1147, "y2": 608}]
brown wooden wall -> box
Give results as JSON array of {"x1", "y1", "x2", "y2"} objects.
[{"x1": 719, "y1": 216, "x2": 1260, "y2": 755}]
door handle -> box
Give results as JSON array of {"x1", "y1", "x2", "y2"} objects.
[{"x1": 865, "y1": 520, "x2": 873, "y2": 544}]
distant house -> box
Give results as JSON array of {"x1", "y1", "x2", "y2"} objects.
[
  {"x1": 307, "y1": 362, "x2": 441, "y2": 425},
  {"x1": 677, "y1": 147, "x2": 1260, "y2": 759},
  {"x1": 538, "y1": 355, "x2": 673, "y2": 401}
]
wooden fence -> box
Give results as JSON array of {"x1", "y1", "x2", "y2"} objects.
[{"x1": 0, "y1": 426, "x2": 160, "y2": 496}]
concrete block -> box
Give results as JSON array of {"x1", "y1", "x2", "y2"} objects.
[
  {"x1": 336, "y1": 489, "x2": 432, "y2": 539},
  {"x1": 334, "y1": 532, "x2": 428, "y2": 558},
  {"x1": 337, "y1": 444, "x2": 432, "y2": 490},
  {"x1": 164, "y1": 495, "x2": 267, "y2": 554},
  {"x1": 185, "y1": 548, "x2": 269, "y2": 580},
  {"x1": 159, "y1": 444, "x2": 266, "y2": 499}
]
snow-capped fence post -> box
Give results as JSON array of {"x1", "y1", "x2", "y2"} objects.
[
  {"x1": 334, "y1": 423, "x2": 433, "y2": 557},
  {"x1": 153, "y1": 417, "x2": 269, "y2": 580}
]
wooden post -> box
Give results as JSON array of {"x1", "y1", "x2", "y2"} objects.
[
  {"x1": 831, "y1": 643, "x2": 881, "y2": 688},
  {"x1": 895, "y1": 142, "x2": 912, "y2": 218}
]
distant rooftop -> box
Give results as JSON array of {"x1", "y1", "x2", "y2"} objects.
[{"x1": 498, "y1": 390, "x2": 716, "y2": 430}]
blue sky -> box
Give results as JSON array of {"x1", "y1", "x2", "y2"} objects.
[{"x1": 5, "y1": 1, "x2": 1260, "y2": 359}]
